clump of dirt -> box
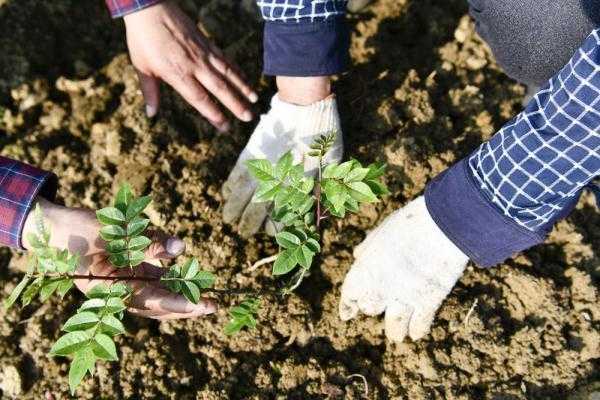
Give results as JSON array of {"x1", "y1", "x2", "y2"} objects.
[{"x1": 0, "y1": 0, "x2": 598, "y2": 399}]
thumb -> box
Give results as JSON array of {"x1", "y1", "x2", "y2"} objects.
[
  {"x1": 145, "y1": 230, "x2": 186, "y2": 262},
  {"x1": 136, "y1": 70, "x2": 160, "y2": 118}
]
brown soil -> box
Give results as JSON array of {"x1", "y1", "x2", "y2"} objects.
[{"x1": 0, "y1": 0, "x2": 599, "y2": 399}]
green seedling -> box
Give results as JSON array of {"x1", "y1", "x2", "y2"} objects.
[
  {"x1": 4, "y1": 185, "x2": 223, "y2": 394},
  {"x1": 246, "y1": 131, "x2": 388, "y2": 292},
  {"x1": 3, "y1": 131, "x2": 385, "y2": 394}
]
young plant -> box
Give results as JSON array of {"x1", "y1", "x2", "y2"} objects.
[
  {"x1": 4, "y1": 185, "x2": 218, "y2": 394},
  {"x1": 246, "y1": 131, "x2": 388, "y2": 291},
  {"x1": 2, "y1": 131, "x2": 385, "y2": 394}
]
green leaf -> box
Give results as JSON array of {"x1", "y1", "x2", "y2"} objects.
[
  {"x1": 50, "y1": 331, "x2": 90, "y2": 356},
  {"x1": 272, "y1": 250, "x2": 297, "y2": 276},
  {"x1": 345, "y1": 197, "x2": 360, "y2": 213},
  {"x1": 322, "y1": 163, "x2": 338, "y2": 179},
  {"x1": 128, "y1": 236, "x2": 152, "y2": 251},
  {"x1": 181, "y1": 281, "x2": 201, "y2": 304},
  {"x1": 253, "y1": 181, "x2": 282, "y2": 203},
  {"x1": 274, "y1": 151, "x2": 293, "y2": 179},
  {"x1": 105, "y1": 297, "x2": 127, "y2": 314},
  {"x1": 80, "y1": 297, "x2": 126, "y2": 314},
  {"x1": 40, "y1": 279, "x2": 60, "y2": 302},
  {"x1": 115, "y1": 183, "x2": 134, "y2": 214},
  {"x1": 365, "y1": 162, "x2": 386, "y2": 180},
  {"x1": 108, "y1": 252, "x2": 129, "y2": 268},
  {"x1": 322, "y1": 179, "x2": 348, "y2": 212},
  {"x1": 279, "y1": 211, "x2": 299, "y2": 225},
  {"x1": 288, "y1": 227, "x2": 307, "y2": 242},
  {"x1": 347, "y1": 181, "x2": 378, "y2": 203},
  {"x1": 86, "y1": 284, "x2": 110, "y2": 299},
  {"x1": 275, "y1": 231, "x2": 301, "y2": 249},
  {"x1": 163, "y1": 279, "x2": 181, "y2": 293},
  {"x1": 79, "y1": 298, "x2": 107, "y2": 313},
  {"x1": 229, "y1": 306, "x2": 250, "y2": 318},
  {"x1": 298, "y1": 196, "x2": 315, "y2": 215},
  {"x1": 57, "y1": 279, "x2": 74, "y2": 298},
  {"x1": 305, "y1": 238, "x2": 321, "y2": 253},
  {"x1": 127, "y1": 250, "x2": 145, "y2": 267},
  {"x1": 99, "y1": 225, "x2": 126, "y2": 241},
  {"x1": 109, "y1": 283, "x2": 131, "y2": 298},
  {"x1": 182, "y1": 258, "x2": 199, "y2": 280},
  {"x1": 100, "y1": 314, "x2": 126, "y2": 335},
  {"x1": 304, "y1": 212, "x2": 315, "y2": 226},
  {"x1": 125, "y1": 196, "x2": 152, "y2": 221},
  {"x1": 127, "y1": 217, "x2": 149, "y2": 237},
  {"x1": 300, "y1": 177, "x2": 314, "y2": 194},
  {"x1": 332, "y1": 161, "x2": 354, "y2": 179},
  {"x1": 54, "y1": 260, "x2": 71, "y2": 274},
  {"x1": 63, "y1": 311, "x2": 100, "y2": 332},
  {"x1": 26, "y1": 233, "x2": 44, "y2": 249},
  {"x1": 224, "y1": 297, "x2": 260, "y2": 335},
  {"x1": 193, "y1": 271, "x2": 215, "y2": 289},
  {"x1": 344, "y1": 167, "x2": 370, "y2": 183},
  {"x1": 92, "y1": 334, "x2": 118, "y2": 361},
  {"x1": 96, "y1": 207, "x2": 125, "y2": 225},
  {"x1": 105, "y1": 239, "x2": 127, "y2": 254},
  {"x1": 21, "y1": 277, "x2": 43, "y2": 307},
  {"x1": 39, "y1": 257, "x2": 56, "y2": 273},
  {"x1": 246, "y1": 159, "x2": 275, "y2": 182},
  {"x1": 224, "y1": 319, "x2": 245, "y2": 336},
  {"x1": 4, "y1": 276, "x2": 30, "y2": 309},
  {"x1": 69, "y1": 348, "x2": 95, "y2": 395},
  {"x1": 293, "y1": 245, "x2": 314, "y2": 269},
  {"x1": 34, "y1": 204, "x2": 50, "y2": 244},
  {"x1": 366, "y1": 180, "x2": 389, "y2": 196},
  {"x1": 288, "y1": 164, "x2": 304, "y2": 183}
]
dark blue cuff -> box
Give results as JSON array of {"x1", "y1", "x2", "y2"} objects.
[
  {"x1": 263, "y1": 17, "x2": 350, "y2": 76},
  {"x1": 424, "y1": 159, "x2": 547, "y2": 268}
]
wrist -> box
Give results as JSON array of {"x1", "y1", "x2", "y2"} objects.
[
  {"x1": 276, "y1": 76, "x2": 332, "y2": 106},
  {"x1": 22, "y1": 198, "x2": 64, "y2": 250},
  {"x1": 123, "y1": 0, "x2": 170, "y2": 25}
]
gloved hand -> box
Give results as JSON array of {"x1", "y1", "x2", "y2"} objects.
[
  {"x1": 222, "y1": 94, "x2": 343, "y2": 237},
  {"x1": 339, "y1": 196, "x2": 469, "y2": 342}
]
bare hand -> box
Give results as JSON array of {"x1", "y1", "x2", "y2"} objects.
[
  {"x1": 123, "y1": 0, "x2": 258, "y2": 131},
  {"x1": 23, "y1": 199, "x2": 216, "y2": 320}
]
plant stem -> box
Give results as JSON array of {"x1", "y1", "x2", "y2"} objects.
[
  {"x1": 34, "y1": 274, "x2": 281, "y2": 297},
  {"x1": 315, "y1": 155, "x2": 323, "y2": 230}
]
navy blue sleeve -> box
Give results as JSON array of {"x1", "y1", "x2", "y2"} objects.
[
  {"x1": 425, "y1": 29, "x2": 600, "y2": 267},
  {"x1": 257, "y1": 0, "x2": 350, "y2": 76}
]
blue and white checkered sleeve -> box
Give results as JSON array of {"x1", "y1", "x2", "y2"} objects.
[
  {"x1": 425, "y1": 29, "x2": 600, "y2": 268},
  {"x1": 257, "y1": 0, "x2": 350, "y2": 76},
  {"x1": 469, "y1": 29, "x2": 600, "y2": 232},
  {"x1": 257, "y1": 0, "x2": 347, "y2": 22}
]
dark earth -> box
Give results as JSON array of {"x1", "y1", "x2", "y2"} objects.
[{"x1": 0, "y1": 0, "x2": 598, "y2": 398}]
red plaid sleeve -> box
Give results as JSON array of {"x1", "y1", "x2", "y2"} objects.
[
  {"x1": 105, "y1": 0, "x2": 163, "y2": 18},
  {"x1": 0, "y1": 156, "x2": 58, "y2": 249}
]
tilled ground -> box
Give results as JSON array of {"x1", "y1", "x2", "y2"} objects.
[{"x1": 0, "y1": 0, "x2": 598, "y2": 399}]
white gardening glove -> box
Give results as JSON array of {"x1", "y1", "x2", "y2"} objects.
[
  {"x1": 339, "y1": 196, "x2": 469, "y2": 342},
  {"x1": 222, "y1": 94, "x2": 343, "y2": 237}
]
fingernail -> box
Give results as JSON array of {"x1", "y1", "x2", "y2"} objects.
[
  {"x1": 242, "y1": 110, "x2": 253, "y2": 122},
  {"x1": 166, "y1": 237, "x2": 185, "y2": 256},
  {"x1": 218, "y1": 122, "x2": 231, "y2": 133},
  {"x1": 146, "y1": 104, "x2": 157, "y2": 118},
  {"x1": 201, "y1": 301, "x2": 217, "y2": 314},
  {"x1": 249, "y1": 92, "x2": 259, "y2": 103}
]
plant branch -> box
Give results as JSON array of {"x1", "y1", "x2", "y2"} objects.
[
  {"x1": 315, "y1": 155, "x2": 323, "y2": 230},
  {"x1": 32, "y1": 273, "x2": 281, "y2": 297},
  {"x1": 249, "y1": 255, "x2": 278, "y2": 271}
]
